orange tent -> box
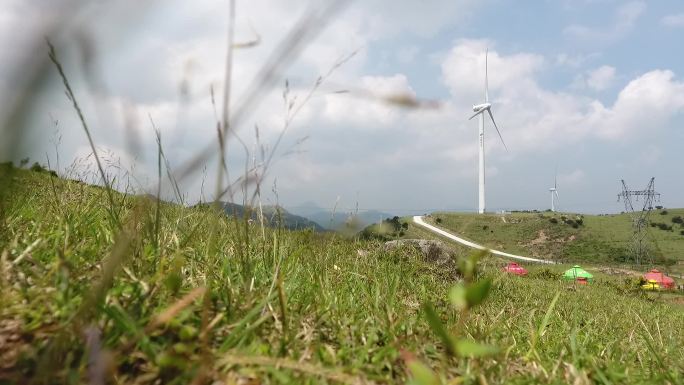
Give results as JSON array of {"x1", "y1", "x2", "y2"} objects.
[{"x1": 643, "y1": 269, "x2": 675, "y2": 290}]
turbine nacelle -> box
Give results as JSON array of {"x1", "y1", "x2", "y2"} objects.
[{"x1": 472, "y1": 103, "x2": 491, "y2": 112}]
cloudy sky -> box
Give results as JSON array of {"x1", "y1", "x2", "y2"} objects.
[{"x1": 1, "y1": 0, "x2": 683, "y2": 215}]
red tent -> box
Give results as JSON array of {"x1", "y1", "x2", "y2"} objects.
[
  {"x1": 503, "y1": 262, "x2": 528, "y2": 276},
  {"x1": 643, "y1": 269, "x2": 675, "y2": 290}
]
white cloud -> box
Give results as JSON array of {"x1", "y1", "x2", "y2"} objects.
[
  {"x1": 572, "y1": 65, "x2": 616, "y2": 91},
  {"x1": 440, "y1": 41, "x2": 684, "y2": 151},
  {"x1": 586, "y1": 66, "x2": 616, "y2": 91},
  {"x1": 564, "y1": 1, "x2": 646, "y2": 44},
  {"x1": 638, "y1": 145, "x2": 661, "y2": 164},
  {"x1": 293, "y1": 41, "x2": 676, "y2": 197},
  {"x1": 286, "y1": 41, "x2": 682, "y2": 201},
  {"x1": 558, "y1": 169, "x2": 585, "y2": 186},
  {"x1": 353, "y1": 0, "x2": 484, "y2": 38},
  {"x1": 441, "y1": 39, "x2": 544, "y2": 101},
  {"x1": 319, "y1": 73, "x2": 416, "y2": 127},
  {"x1": 555, "y1": 52, "x2": 601, "y2": 68},
  {"x1": 592, "y1": 70, "x2": 684, "y2": 139},
  {"x1": 3, "y1": 1, "x2": 684, "y2": 212},
  {"x1": 661, "y1": 13, "x2": 684, "y2": 28}
]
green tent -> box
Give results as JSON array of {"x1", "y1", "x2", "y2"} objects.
[{"x1": 563, "y1": 265, "x2": 593, "y2": 281}]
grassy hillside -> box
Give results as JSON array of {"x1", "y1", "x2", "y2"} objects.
[
  {"x1": 426, "y1": 211, "x2": 684, "y2": 273},
  {"x1": 1, "y1": 166, "x2": 683, "y2": 384},
  {"x1": 214, "y1": 202, "x2": 326, "y2": 232}
]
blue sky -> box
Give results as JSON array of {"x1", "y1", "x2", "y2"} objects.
[{"x1": 1, "y1": 0, "x2": 683, "y2": 215}]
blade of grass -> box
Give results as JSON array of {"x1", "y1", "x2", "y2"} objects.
[{"x1": 46, "y1": 39, "x2": 118, "y2": 228}]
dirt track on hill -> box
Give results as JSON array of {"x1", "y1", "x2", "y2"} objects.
[{"x1": 412, "y1": 215, "x2": 555, "y2": 264}]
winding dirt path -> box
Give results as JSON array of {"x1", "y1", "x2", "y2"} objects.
[{"x1": 412, "y1": 215, "x2": 555, "y2": 264}]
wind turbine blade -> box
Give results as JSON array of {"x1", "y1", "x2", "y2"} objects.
[
  {"x1": 468, "y1": 110, "x2": 482, "y2": 120},
  {"x1": 555, "y1": 190, "x2": 559, "y2": 199},
  {"x1": 554, "y1": 165, "x2": 558, "y2": 189},
  {"x1": 485, "y1": 48, "x2": 489, "y2": 103},
  {"x1": 486, "y1": 109, "x2": 508, "y2": 151}
]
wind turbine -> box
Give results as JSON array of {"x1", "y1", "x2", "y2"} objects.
[
  {"x1": 469, "y1": 49, "x2": 507, "y2": 214},
  {"x1": 549, "y1": 170, "x2": 559, "y2": 212}
]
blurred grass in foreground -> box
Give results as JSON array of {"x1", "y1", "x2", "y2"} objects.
[{"x1": 0, "y1": 165, "x2": 682, "y2": 384}]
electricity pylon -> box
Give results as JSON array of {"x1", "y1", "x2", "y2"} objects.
[{"x1": 617, "y1": 178, "x2": 660, "y2": 265}]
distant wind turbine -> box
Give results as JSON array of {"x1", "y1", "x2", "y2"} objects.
[
  {"x1": 549, "y1": 170, "x2": 559, "y2": 212},
  {"x1": 469, "y1": 49, "x2": 507, "y2": 214}
]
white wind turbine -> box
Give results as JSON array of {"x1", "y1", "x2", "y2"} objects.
[
  {"x1": 549, "y1": 170, "x2": 559, "y2": 212},
  {"x1": 468, "y1": 49, "x2": 507, "y2": 214}
]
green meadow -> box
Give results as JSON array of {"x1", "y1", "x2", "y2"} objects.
[
  {"x1": 423, "y1": 211, "x2": 684, "y2": 274},
  {"x1": 1, "y1": 165, "x2": 683, "y2": 384}
]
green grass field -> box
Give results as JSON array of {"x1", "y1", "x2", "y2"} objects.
[
  {"x1": 1, "y1": 166, "x2": 684, "y2": 384},
  {"x1": 423, "y1": 211, "x2": 684, "y2": 275}
]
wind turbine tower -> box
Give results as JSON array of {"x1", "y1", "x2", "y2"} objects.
[
  {"x1": 549, "y1": 172, "x2": 559, "y2": 212},
  {"x1": 469, "y1": 49, "x2": 507, "y2": 214}
]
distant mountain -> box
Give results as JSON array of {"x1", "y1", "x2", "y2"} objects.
[
  {"x1": 287, "y1": 204, "x2": 394, "y2": 231},
  {"x1": 198, "y1": 202, "x2": 326, "y2": 232},
  {"x1": 287, "y1": 201, "x2": 324, "y2": 217}
]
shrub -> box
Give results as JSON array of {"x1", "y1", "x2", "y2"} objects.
[
  {"x1": 529, "y1": 268, "x2": 562, "y2": 280},
  {"x1": 660, "y1": 210, "x2": 668, "y2": 215},
  {"x1": 672, "y1": 216, "x2": 683, "y2": 224},
  {"x1": 436, "y1": 217, "x2": 442, "y2": 224},
  {"x1": 549, "y1": 218, "x2": 558, "y2": 224},
  {"x1": 597, "y1": 278, "x2": 643, "y2": 295},
  {"x1": 650, "y1": 222, "x2": 657, "y2": 227},
  {"x1": 30, "y1": 162, "x2": 46, "y2": 172},
  {"x1": 383, "y1": 216, "x2": 402, "y2": 232},
  {"x1": 656, "y1": 223, "x2": 672, "y2": 231},
  {"x1": 653, "y1": 255, "x2": 678, "y2": 266},
  {"x1": 680, "y1": 230, "x2": 684, "y2": 236},
  {"x1": 482, "y1": 225, "x2": 489, "y2": 230},
  {"x1": 0, "y1": 162, "x2": 15, "y2": 177},
  {"x1": 28, "y1": 162, "x2": 57, "y2": 177},
  {"x1": 359, "y1": 216, "x2": 408, "y2": 241},
  {"x1": 612, "y1": 253, "x2": 628, "y2": 263}
]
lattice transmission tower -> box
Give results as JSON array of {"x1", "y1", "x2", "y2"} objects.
[{"x1": 617, "y1": 178, "x2": 660, "y2": 265}]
